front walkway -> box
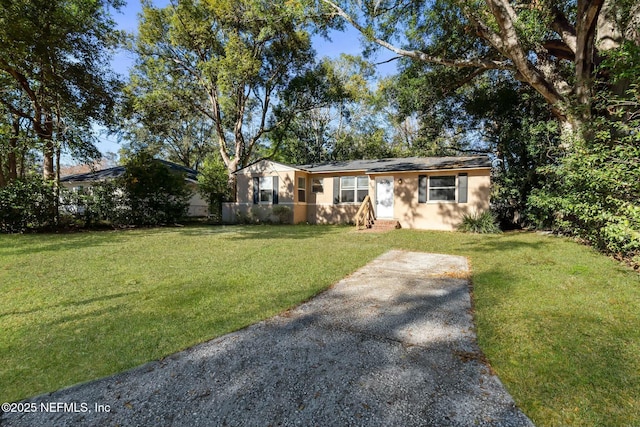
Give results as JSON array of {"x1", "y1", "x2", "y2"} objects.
[{"x1": 1, "y1": 251, "x2": 533, "y2": 426}]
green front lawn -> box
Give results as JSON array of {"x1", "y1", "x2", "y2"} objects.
[{"x1": 1, "y1": 225, "x2": 638, "y2": 426}]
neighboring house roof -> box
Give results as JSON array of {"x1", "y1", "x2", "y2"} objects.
[{"x1": 60, "y1": 160, "x2": 199, "y2": 183}]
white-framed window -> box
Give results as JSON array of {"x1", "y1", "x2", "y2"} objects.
[
  {"x1": 429, "y1": 176, "x2": 456, "y2": 201},
  {"x1": 418, "y1": 174, "x2": 468, "y2": 203},
  {"x1": 312, "y1": 178, "x2": 324, "y2": 193},
  {"x1": 298, "y1": 177, "x2": 306, "y2": 202},
  {"x1": 339, "y1": 175, "x2": 368, "y2": 203},
  {"x1": 259, "y1": 177, "x2": 273, "y2": 203}
]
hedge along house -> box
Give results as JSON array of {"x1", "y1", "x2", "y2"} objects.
[
  {"x1": 60, "y1": 160, "x2": 209, "y2": 217},
  {"x1": 223, "y1": 156, "x2": 492, "y2": 230}
]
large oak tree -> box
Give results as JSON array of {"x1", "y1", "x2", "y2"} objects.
[
  {"x1": 321, "y1": 0, "x2": 640, "y2": 139},
  {"x1": 128, "y1": 0, "x2": 327, "y2": 182},
  {"x1": 0, "y1": 0, "x2": 123, "y2": 181}
]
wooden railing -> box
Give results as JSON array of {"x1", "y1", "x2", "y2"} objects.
[{"x1": 355, "y1": 195, "x2": 376, "y2": 230}]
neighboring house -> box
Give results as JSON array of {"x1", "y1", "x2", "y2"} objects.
[
  {"x1": 60, "y1": 160, "x2": 209, "y2": 217},
  {"x1": 223, "y1": 156, "x2": 492, "y2": 230}
]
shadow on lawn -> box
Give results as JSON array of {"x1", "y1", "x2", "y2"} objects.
[
  {"x1": 0, "y1": 292, "x2": 138, "y2": 319},
  {"x1": 461, "y1": 232, "x2": 553, "y2": 253},
  {"x1": 190, "y1": 224, "x2": 347, "y2": 241},
  {"x1": 0, "y1": 264, "x2": 533, "y2": 426},
  {"x1": 0, "y1": 230, "x2": 132, "y2": 257}
]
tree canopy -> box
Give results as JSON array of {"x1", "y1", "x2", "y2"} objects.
[
  {"x1": 125, "y1": 0, "x2": 330, "y2": 181},
  {"x1": 321, "y1": 0, "x2": 640, "y2": 138},
  {"x1": 0, "y1": 0, "x2": 124, "y2": 182}
]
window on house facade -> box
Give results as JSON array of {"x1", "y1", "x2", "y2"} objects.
[
  {"x1": 298, "y1": 177, "x2": 306, "y2": 202},
  {"x1": 253, "y1": 176, "x2": 279, "y2": 204},
  {"x1": 312, "y1": 178, "x2": 323, "y2": 193},
  {"x1": 259, "y1": 177, "x2": 273, "y2": 203},
  {"x1": 429, "y1": 176, "x2": 456, "y2": 201},
  {"x1": 339, "y1": 175, "x2": 368, "y2": 203},
  {"x1": 418, "y1": 174, "x2": 468, "y2": 203}
]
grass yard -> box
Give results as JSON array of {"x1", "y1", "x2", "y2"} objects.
[{"x1": 1, "y1": 225, "x2": 638, "y2": 426}]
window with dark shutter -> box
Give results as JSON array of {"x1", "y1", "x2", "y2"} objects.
[
  {"x1": 458, "y1": 173, "x2": 468, "y2": 203},
  {"x1": 337, "y1": 175, "x2": 368, "y2": 203},
  {"x1": 428, "y1": 176, "x2": 456, "y2": 201},
  {"x1": 418, "y1": 175, "x2": 427, "y2": 203},
  {"x1": 298, "y1": 177, "x2": 306, "y2": 202},
  {"x1": 272, "y1": 176, "x2": 279, "y2": 204},
  {"x1": 253, "y1": 177, "x2": 259, "y2": 204}
]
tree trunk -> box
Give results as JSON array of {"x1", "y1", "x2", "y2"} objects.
[
  {"x1": 0, "y1": 158, "x2": 5, "y2": 187},
  {"x1": 54, "y1": 143, "x2": 61, "y2": 225},
  {"x1": 8, "y1": 115, "x2": 19, "y2": 181},
  {"x1": 559, "y1": 118, "x2": 584, "y2": 149},
  {"x1": 43, "y1": 138, "x2": 55, "y2": 181}
]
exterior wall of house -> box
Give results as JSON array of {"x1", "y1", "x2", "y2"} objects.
[
  {"x1": 387, "y1": 170, "x2": 491, "y2": 231},
  {"x1": 223, "y1": 160, "x2": 491, "y2": 230},
  {"x1": 225, "y1": 161, "x2": 301, "y2": 223},
  {"x1": 186, "y1": 184, "x2": 209, "y2": 217},
  {"x1": 305, "y1": 171, "x2": 371, "y2": 225}
]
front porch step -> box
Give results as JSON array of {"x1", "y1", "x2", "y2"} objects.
[{"x1": 367, "y1": 219, "x2": 401, "y2": 231}]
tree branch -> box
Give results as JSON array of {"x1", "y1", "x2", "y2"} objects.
[
  {"x1": 322, "y1": 0, "x2": 513, "y2": 71},
  {"x1": 543, "y1": 39, "x2": 575, "y2": 61},
  {"x1": 0, "y1": 96, "x2": 33, "y2": 122},
  {"x1": 575, "y1": 0, "x2": 605, "y2": 108},
  {"x1": 485, "y1": 0, "x2": 567, "y2": 116},
  {"x1": 551, "y1": 7, "x2": 577, "y2": 54}
]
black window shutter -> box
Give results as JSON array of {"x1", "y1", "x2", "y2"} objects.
[
  {"x1": 333, "y1": 177, "x2": 340, "y2": 204},
  {"x1": 418, "y1": 175, "x2": 427, "y2": 203},
  {"x1": 253, "y1": 177, "x2": 259, "y2": 204},
  {"x1": 458, "y1": 173, "x2": 468, "y2": 203},
  {"x1": 272, "y1": 176, "x2": 279, "y2": 204}
]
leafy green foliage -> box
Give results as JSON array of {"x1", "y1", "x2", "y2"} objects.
[
  {"x1": 457, "y1": 210, "x2": 502, "y2": 234},
  {"x1": 272, "y1": 54, "x2": 407, "y2": 163},
  {"x1": 60, "y1": 181, "x2": 124, "y2": 227},
  {"x1": 128, "y1": 0, "x2": 321, "y2": 177},
  {"x1": 197, "y1": 154, "x2": 232, "y2": 222},
  {"x1": 0, "y1": 177, "x2": 56, "y2": 232},
  {"x1": 0, "y1": 0, "x2": 124, "y2": 178},
  {"x1": 530, "y1": 43, "x2": 640, "y2": 265},
  {"x1": 117, "y1": 152, "x2": 192, "y2": 226},
  {"x1": 271, "y1": 205, "x2": 293, "y2": 224}
]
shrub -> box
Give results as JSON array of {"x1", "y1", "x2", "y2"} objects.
[
  {"x1": 198, "y1": 154, "x2": 232, "y2": 223},
  {"x1": 60, "y1": 181, "x2": 124, "y2": 227},
  {"x1": 271, "y1": 206, "x2": 292, "y2": 224},
  {"x1": 528, "y1": 44, "x2": 640, "y2": 263},
  {"x1": 0, "y1": 178, "x2": 56, "y2": 233},
  {"x1": 458, "y1": 210, "x2": 502, "y2": 234},
  {"x1": 117, "y1": 152, "x2": 192, "y2": 226}
]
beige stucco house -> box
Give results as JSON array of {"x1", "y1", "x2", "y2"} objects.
[
  {"x1": 60, "y1": 160, "x2": 209, "y2": 217},
  {"x1": 222, "y1": 156, "x2": 492, "y2": 230}
]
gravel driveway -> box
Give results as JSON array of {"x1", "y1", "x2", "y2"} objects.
[{"x1": 1, "y1": 250, "x2": 533, "y2": 426}]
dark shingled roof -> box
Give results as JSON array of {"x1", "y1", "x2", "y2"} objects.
[
  {"x1": 60, "y1": 160, "x2": 199, "y2": 183},
  {"x1": 296, "y1": 156, "x2": 491, "y2": 173}
]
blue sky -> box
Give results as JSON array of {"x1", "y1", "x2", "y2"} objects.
[{"x1": 95, "y1": 0, "x2": 397, "y2": 156}]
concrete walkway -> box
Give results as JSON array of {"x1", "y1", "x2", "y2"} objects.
[{"x1": 1, "y1": 251, "x2": 533, "y2": 427}]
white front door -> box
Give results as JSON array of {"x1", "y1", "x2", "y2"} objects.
[{"x1": 375, "y1": 177, "x2": 394, "y2": 219}]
